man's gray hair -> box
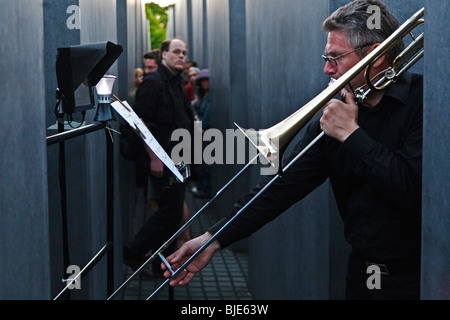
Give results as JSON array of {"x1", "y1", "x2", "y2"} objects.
[{"x1": 323, "y1": 0, "x2": 405, "y2": 62}]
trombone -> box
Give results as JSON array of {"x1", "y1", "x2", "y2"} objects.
[{"x1": 108, "y1": 7, "x2": 424, "y2": 300}]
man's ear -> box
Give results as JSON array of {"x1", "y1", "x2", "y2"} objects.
[{"x1": 367, "y1": 43, "x2": 386, "y2": 67}]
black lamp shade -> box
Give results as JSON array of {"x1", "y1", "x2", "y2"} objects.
[{"x1": 56, "y1": 41, "x2": 123, "y2": 114}]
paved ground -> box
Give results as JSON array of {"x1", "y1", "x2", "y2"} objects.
[{"x1": 116, "y1": 183, "x2": 253, "y2": 301}]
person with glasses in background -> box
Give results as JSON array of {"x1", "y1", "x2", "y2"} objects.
[{"x1": 123, "y1": 38, "x2": 195, "y2": 277}]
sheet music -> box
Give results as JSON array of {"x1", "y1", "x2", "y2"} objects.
[{"x1": 111, "y1": 100, "x2": 184, "y2": 183}]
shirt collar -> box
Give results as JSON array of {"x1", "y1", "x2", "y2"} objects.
[
  {"x1": 382, "y1": 71, "x2": 412, "y2": 105},
  {"x1": 159, "y1": 63, "x2": 181, "y2": 81}
]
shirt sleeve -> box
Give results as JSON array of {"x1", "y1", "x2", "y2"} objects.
[
  {"x1": 339, "y1": 107, "x2": 423, "y2": 209},
  {"x1": 208, "y1": 120, "x2": 329, "y2": 249},
  {"x1": 134, "y1": 76, "x2": 160, "y2": 132}
]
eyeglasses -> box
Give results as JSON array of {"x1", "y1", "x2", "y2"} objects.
[
  {"x1": 322, "y1": 46, "x2": 368, "y2": 67},
  {"x1": 169, "y1": 49, "x2": 187, "y2": 56}
]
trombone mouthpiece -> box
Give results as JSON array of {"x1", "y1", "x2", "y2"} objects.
[{"x1": 329, "y1": 78, "x2": 346, "y2": 99}]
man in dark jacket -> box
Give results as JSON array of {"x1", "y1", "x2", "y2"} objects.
[
  {"x1": 123, "y1": 38, "x2": 195, "y2": 275},
  {"x1": 162, "y1": 1, "x2": 423, "y2": 300}
]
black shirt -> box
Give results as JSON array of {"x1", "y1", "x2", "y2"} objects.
[{"x1": 210, "y1": 72, "x2": 423, "y2": 262}]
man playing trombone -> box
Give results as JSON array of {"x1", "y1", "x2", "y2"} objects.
[{"x1": 162, "y1": 0, "x2": 423, "y2": 300}]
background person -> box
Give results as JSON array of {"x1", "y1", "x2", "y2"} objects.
[
  {"x1": 191, "y1": 69, "x2": 212, "y2": 199},
  {"x1": 185, "y1": 66, "x2": 200, "y2": 105},
  {"x1": 123, "y1": 38, "x2": 195, "y2": 276},
  {"x1": 143, "y1": 49, "x2": 161, "y2": 76}
]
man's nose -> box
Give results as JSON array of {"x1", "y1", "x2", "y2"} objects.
[{"x1": 323, "y1": 60, "x2": 337, "y2": 76}]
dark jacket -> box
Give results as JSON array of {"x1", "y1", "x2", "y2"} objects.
[
  {"x1": 133, "y1": 64, "x2": 195, "y2": 167},
  {"x1": 210, "y1": 72, "x2": 423, "y2": 263}
]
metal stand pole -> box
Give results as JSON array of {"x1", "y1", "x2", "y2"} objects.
[
  {"x1": 105, "y1": 127, "x2": 115, "y2": 296},
  {"x1": 48, "y1": 121, "x2": 115, "y2": 300}
]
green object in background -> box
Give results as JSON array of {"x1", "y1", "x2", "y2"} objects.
[{"x1": 146, "y1": 2, "x2": 169, "y2": 50}]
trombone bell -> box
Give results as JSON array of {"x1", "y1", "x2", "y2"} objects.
[
  {"x1": 235, "y1": 123, "x2": 279, "y2": 168},
  {"x1": 235, "y1": 79, "x2": 339, "y2": 170}
]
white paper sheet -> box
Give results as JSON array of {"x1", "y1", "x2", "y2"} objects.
[{"x1": 111, "y1": 100, "x2": 184, "y2": 183}]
